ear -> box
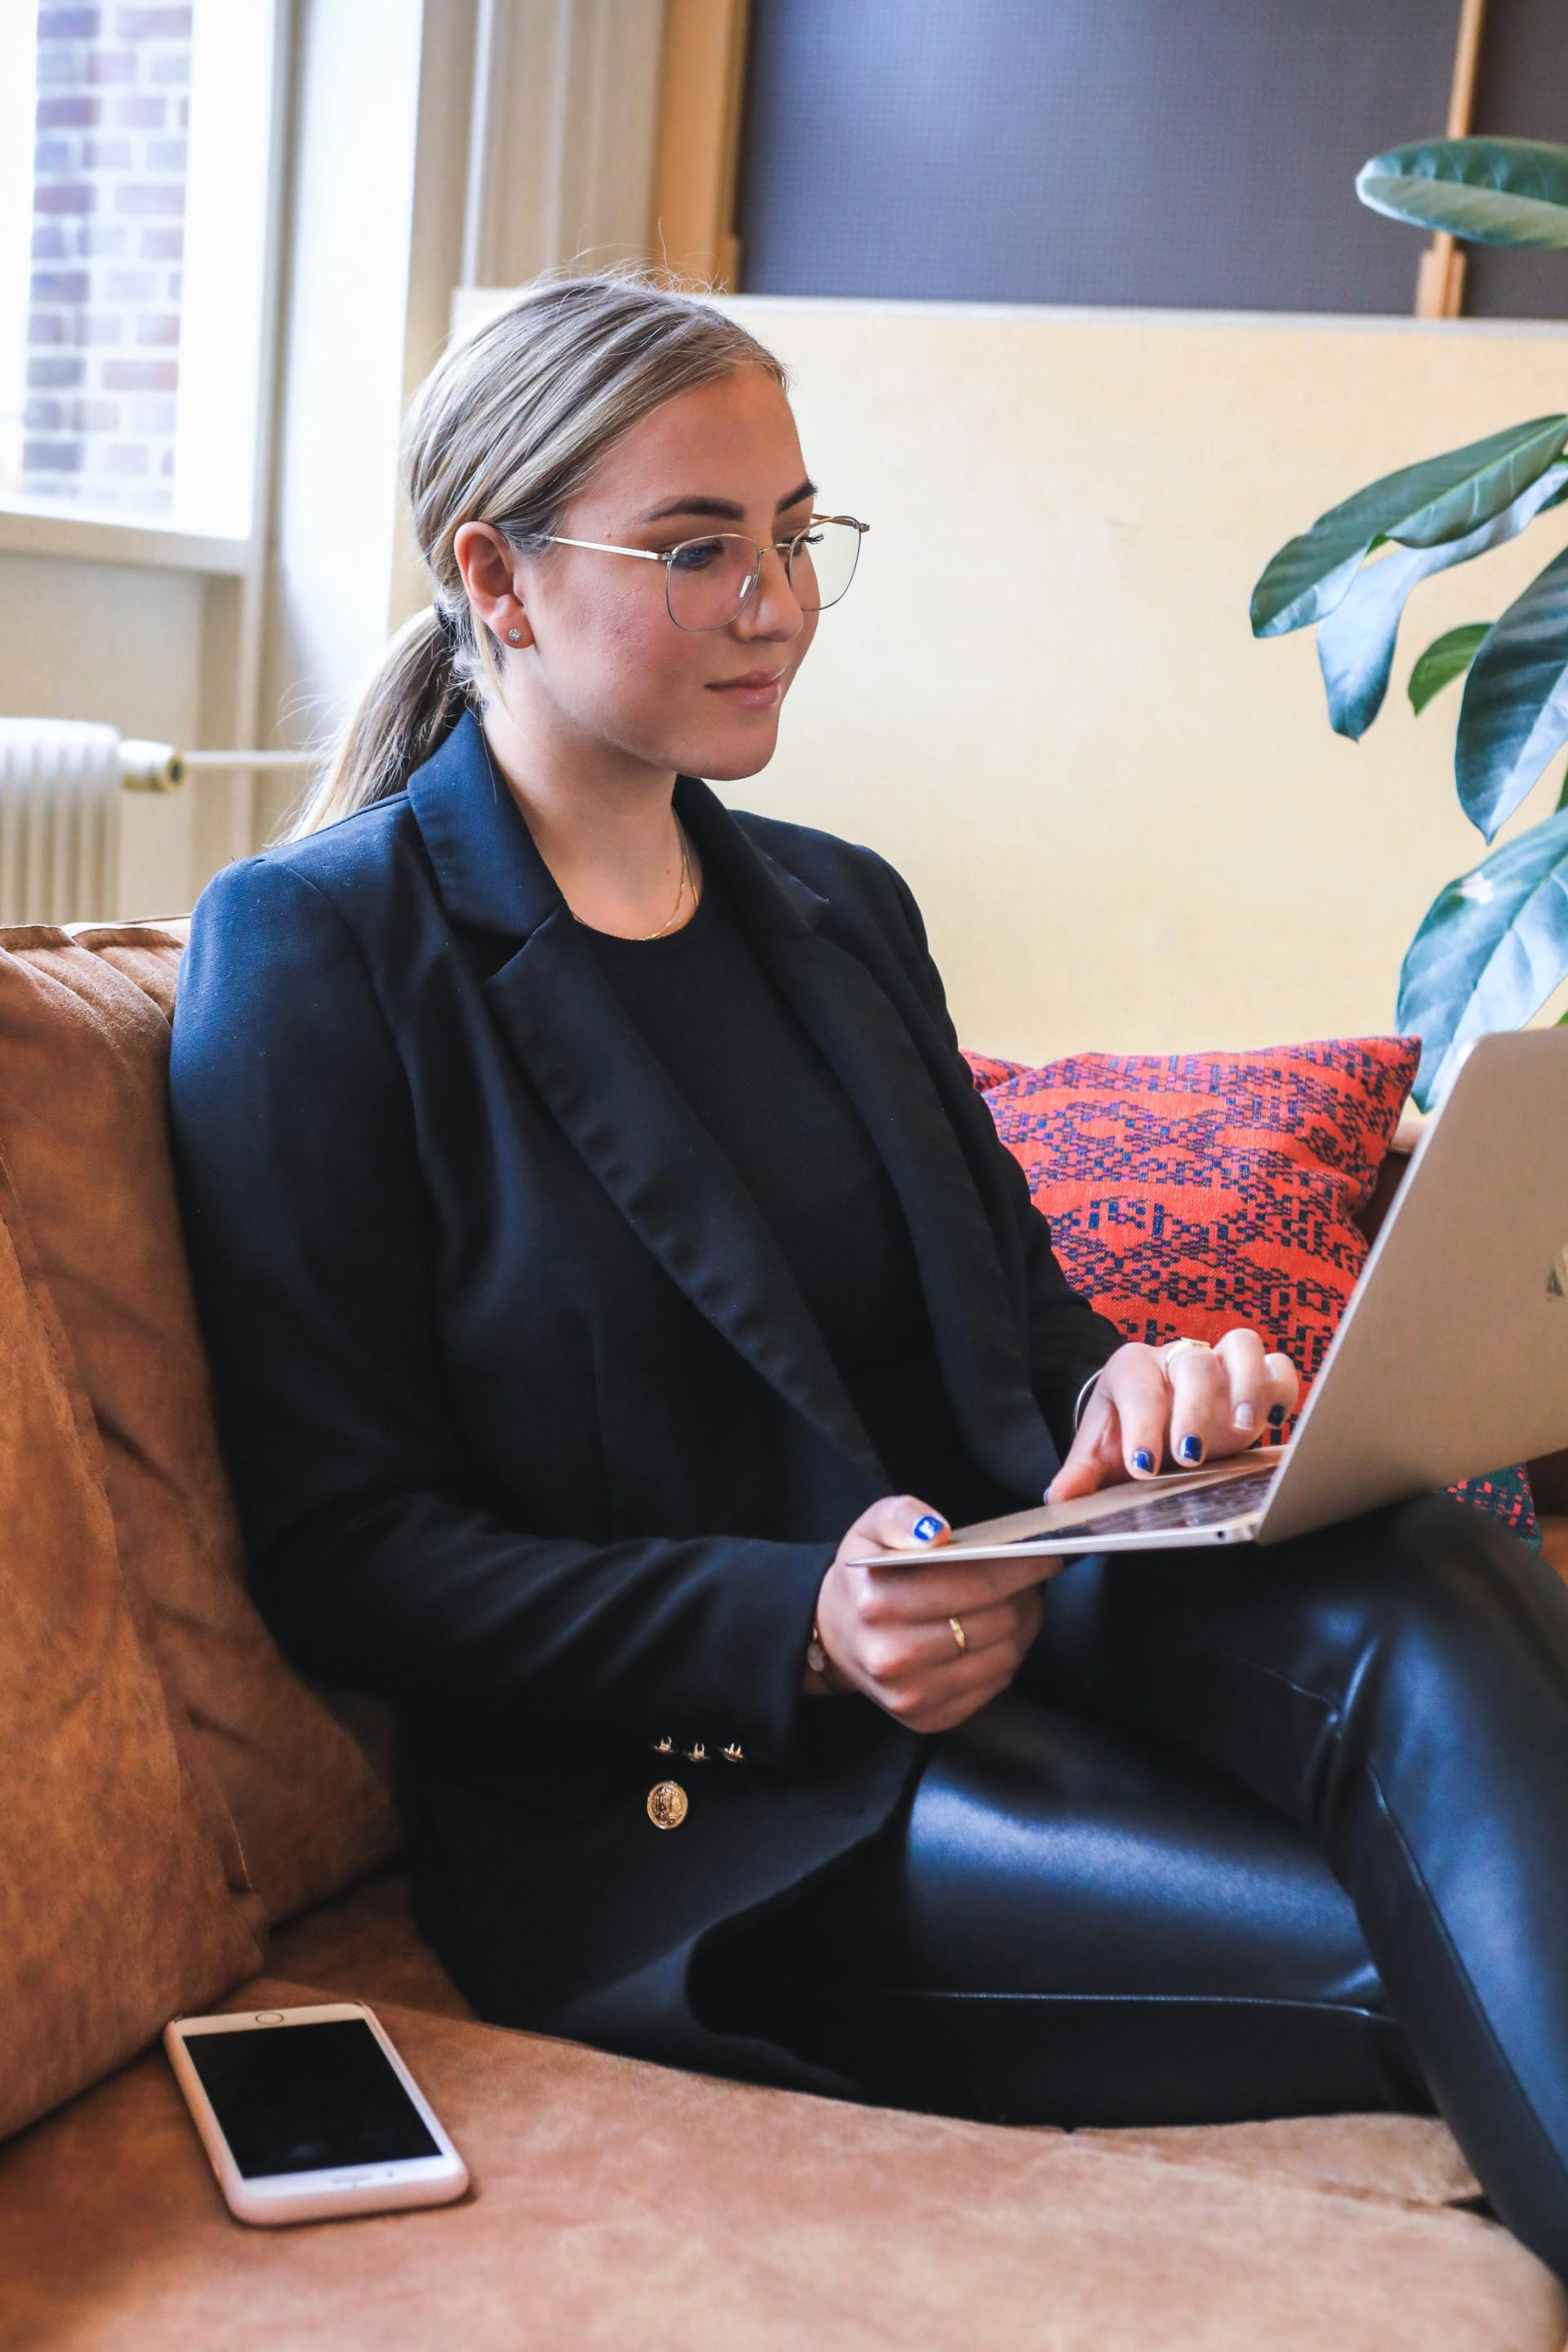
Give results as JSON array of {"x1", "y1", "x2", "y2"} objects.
[{"x1": 453, "y1": 520, "x2": 532, "y2": 649}]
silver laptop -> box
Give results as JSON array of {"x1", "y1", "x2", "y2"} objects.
[{"x1": 867, "y1": 1028, "x2": 1568, "y2": 1562}]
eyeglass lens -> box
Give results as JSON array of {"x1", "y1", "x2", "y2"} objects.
[{"x1": 666, "y1": 519, "x2": 862, "y2": 630}]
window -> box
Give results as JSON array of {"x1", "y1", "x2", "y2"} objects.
[{"x1": 0, "y1": 0, "x2": 281, "y2": 537}]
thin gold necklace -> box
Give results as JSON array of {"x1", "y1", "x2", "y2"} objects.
[
  {"x1": 478, "y1": 728, "x2": 697, "y2": 941},
  {"x1": 567, "y1": 814, "x2": 697, "y2": 939}
]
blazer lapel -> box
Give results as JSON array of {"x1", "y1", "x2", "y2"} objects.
[
  {"x1": 409, "y1": 713, "x2": 886, "y2": 1484},
  {"x1": 407, "y1": 709, "x2": 1057, "y2": 1501},
  {"x1": 687, "y1": 799, "x2": 1060, "y2": 1501}
]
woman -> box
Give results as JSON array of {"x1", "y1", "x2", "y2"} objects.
[{"x1": 168, "y1": 266, "x2": 1568, "y2": 2278}]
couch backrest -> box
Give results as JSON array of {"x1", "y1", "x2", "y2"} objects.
[
  {"x1": 0, "y1": 1095, "x2": 269, "y2": 2145},
  {"x1": 0, "y1": 918, "x2": 400, "y2": 1931}
]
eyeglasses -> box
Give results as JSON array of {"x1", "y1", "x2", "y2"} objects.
[{"x1": 537, "y1": 513, "x2": 868, "y2": 631}]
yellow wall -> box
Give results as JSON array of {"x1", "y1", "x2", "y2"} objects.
[{"x1": 698, "y1": 296, "x2": 1568, "y2": 1066}]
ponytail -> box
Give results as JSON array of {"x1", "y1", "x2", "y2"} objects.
[{"x1": 280, "y1": 605, "x2": 469, "y2": 840}]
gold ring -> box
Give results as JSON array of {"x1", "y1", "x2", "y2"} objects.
[
  {"x1": 1163, "y1": 1337, "x2": 1213, "y2": 1369},
  {"x1": 949, "y1": 1616, "x2": 968, "y2": 1653}
]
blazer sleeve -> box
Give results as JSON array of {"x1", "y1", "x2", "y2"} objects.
[
  {"x1": 167, "y1": 857, "x2": 836, "y2": 1766},
  {"x1": 869, "y1": 852, "x2": 1126, "y2": 1454}
]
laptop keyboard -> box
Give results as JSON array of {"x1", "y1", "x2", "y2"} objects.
[{"x1": 1014, "y1": 1464, "x2": 1278, "y2": 1544}]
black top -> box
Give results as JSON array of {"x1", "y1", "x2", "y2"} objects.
[
  {"x1": 578, "y1": 851, "x2": 1015, "y2": 1527},
  {"x1": 169, "y1": 707, "x2": 1119, "y2": 2082}
]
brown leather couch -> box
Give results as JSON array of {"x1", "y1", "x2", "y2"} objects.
[{"x1": 2, "y1": 914, "x2": 1565, "y2": 2352}]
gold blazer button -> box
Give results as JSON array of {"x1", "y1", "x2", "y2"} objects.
[{"x1": 646, "y1": 1780, "x2": 688, "y2": 1830}]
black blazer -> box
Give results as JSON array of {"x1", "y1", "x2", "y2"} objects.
[{"x1": 167, "y1": 704, "x2": 1124, "y2": 2090}]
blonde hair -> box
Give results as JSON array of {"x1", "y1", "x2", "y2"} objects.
[{"x1": 277, "y1": 261, "x2": 791, "y2": 841}]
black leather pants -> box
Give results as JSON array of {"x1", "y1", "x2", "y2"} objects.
[{"x1": 691, "y1": 1491, "x2": 1568, "y2": 2279}]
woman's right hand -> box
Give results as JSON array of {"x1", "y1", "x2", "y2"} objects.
[{"x1": 804, "y1": 1493, "x2": 1067, "y2": 1735}]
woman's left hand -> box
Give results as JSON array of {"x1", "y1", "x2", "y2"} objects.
[{"x1": 1044, "y1": 1328, "x2": 1301, "y2": 1505}]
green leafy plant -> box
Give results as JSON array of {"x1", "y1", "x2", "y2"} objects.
[{"x1": 1250, "y1": 137, "x2": 1568, "y2": 1110}]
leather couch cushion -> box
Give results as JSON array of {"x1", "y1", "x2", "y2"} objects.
[
  {"x1": 1, "y1": 1972, "x2": 1560, "y2": 2350},
  {"x1": 267, "y1": 1872, "x2": 1487, "y2": 2202},
  {"x1": 0, "y1": 1149, "x2": 264, "y2": 2141},
  {"x1": 269, "y1": 1868, "x2": 476, "y2": 2021},
  {"x1": 0, "y1": 922, "x2": 400, "y2": 1923}
]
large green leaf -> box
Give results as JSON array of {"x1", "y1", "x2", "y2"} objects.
[
  {"x1": 1316, "y1": 465, "x2": 1568, "y2": 739},
  {"x1": 1357, "y1": 137, "x2": 1568, "y2": 250},
  {"x1": 1455, "y1": 541, "x2": 1568, "y2": 840},
  {"x1": 1396, "y1": 806, "x2": 1568, "y2": 1109},
  {"x1": 1409, "y1": 623, "x2": 1491, "y2": 715},
  {"x1": 1250, "y1": 415, "x2": 1568, "y2": 639}
]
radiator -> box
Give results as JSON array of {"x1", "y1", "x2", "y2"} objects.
[
  {"x1": 0, "y1": 719, "x2": 123, "y2": 927},
  {"x1": 0, "y1": 723, "x2": 314, "y2": 925}
]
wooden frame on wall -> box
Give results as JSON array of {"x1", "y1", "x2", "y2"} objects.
[
  {"x1": 649, "y1": 0, "x2": 751, "y2": 288},
  {"x1": 1413, "y1": 0, "x2": 1487, "y2": 319}
]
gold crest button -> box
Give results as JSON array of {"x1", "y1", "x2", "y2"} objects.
[{"x1": 646, "y1": 1780, "x2": 688, "y2": 1830}]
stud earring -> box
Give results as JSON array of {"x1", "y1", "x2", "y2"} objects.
[{"x1": 507, "y1": 626, "x2": 522, "y2": 644}]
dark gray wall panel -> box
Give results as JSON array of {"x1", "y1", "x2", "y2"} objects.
[
  {"x1": 1466, "y1": 0, "x2": 1568, "y2": 319},
  {"x1": 736, "y1": 0, "x2": 1561, "y2": 315}
]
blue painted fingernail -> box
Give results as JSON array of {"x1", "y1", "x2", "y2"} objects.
[
  {"x1": 1269, "y1": 1405, "x2": 1286, "y2": 1427},
  {"x1": 913, "y1": 1514, "x2": 946, "y2": 1541},
  {"x1": 1178, "y1": 1435, "x2": 1204, "y2": 1463},
  {"x1": 1133, "y1": 1449, "x2": 1155, "y2": 1473}
]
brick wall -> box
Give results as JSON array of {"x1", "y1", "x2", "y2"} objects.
[{"x1": 26, "y1": 3, "x2": 191, "y2": 516}]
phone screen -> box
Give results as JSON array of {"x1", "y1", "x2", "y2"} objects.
[{"x1": 180, "y1": 2018, "x2": 439, "y2": 2178}]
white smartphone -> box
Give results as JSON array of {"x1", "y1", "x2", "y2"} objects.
[{"x1": 163, "y1": 2000, "x2": 469, "y2": 2226}]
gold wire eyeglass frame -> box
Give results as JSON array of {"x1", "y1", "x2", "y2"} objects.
[{"x1": 537, "y1": 513, "x2": 870, "y2": 631}]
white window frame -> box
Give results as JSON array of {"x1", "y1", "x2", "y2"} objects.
[
  {"x1": 0, "y1": 0, "x2": 39, "y2": 507},
  {"x1": 0, "y1": 0, "x2": 292, "y2": 577}
]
